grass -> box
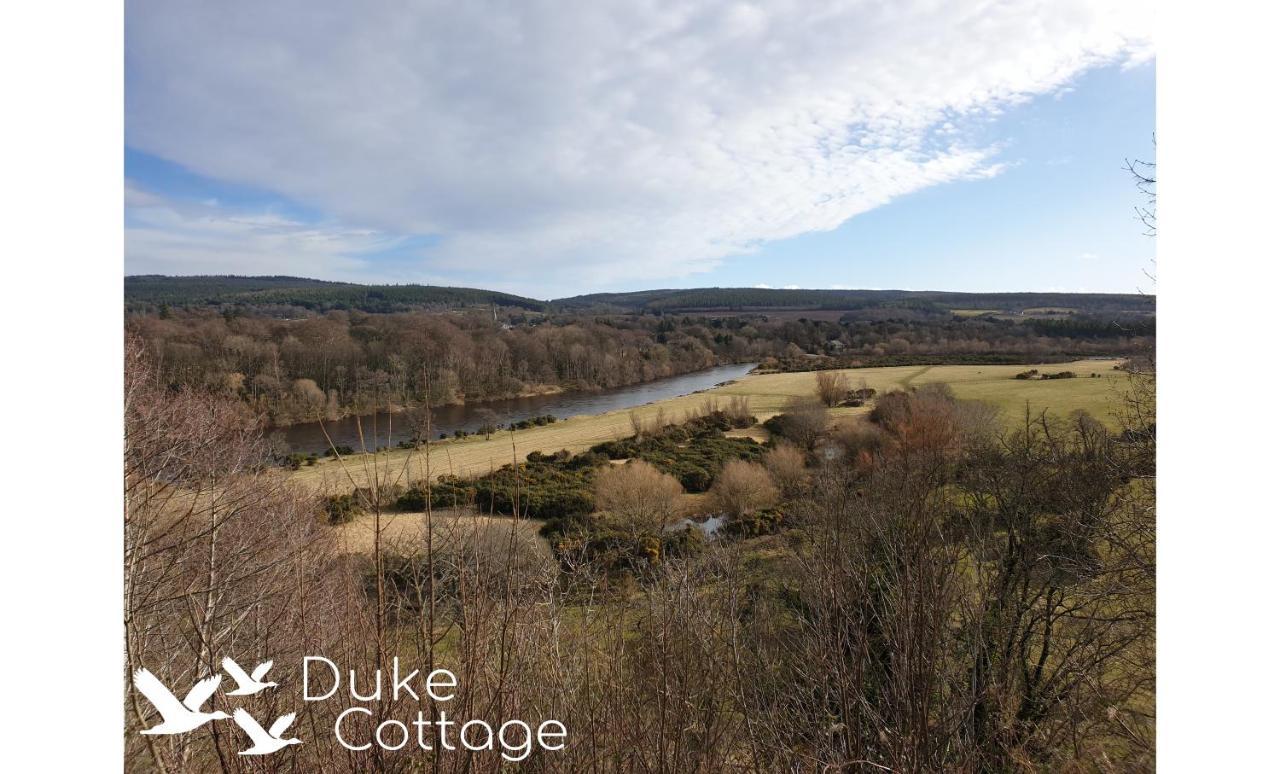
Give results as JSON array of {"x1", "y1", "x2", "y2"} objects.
[
  {"x1": 335, "y1": 507, "x2": 545, "y2": 555},
  {"x1": 291, "y1": 358, "x2": 1130, "y2": 493},
  {"x1": 950, "y1": 309, "x2": 1001, "y2": 317}
]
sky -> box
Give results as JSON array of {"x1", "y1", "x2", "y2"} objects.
[{"x1": 124, "y1": 0, "x2": 1155, "y2": 299}]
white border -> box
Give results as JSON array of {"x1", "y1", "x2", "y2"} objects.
[
  {"x1": 1, "y1": 0, "x2": 123, "y2": 762},
  {"x1": 5, "y1": 0, "x2": 1280, "y2": 767},
  {"x1": 1160, "y1": 2, "x2": 1280, "y2": 769}
]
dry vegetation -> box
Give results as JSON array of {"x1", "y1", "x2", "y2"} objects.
[
  {"x1": 288, "y1": 359, "x2": 1126, "y2": 495},
  {"x1": 707, "y1": 459, "x2": 779, "y2": 518},
  {"x1": 126, "y1": 333, "x2": 1152, "y2": 771},
  {"x1": 594, "y1": 460, "x2": 685, "y2": 536}
]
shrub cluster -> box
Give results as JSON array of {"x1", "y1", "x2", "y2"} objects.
[
  {"x1": 546, "y1": 521, "x2": 708, "y2": 578},
  {"x1": 590, "y1": 411, "x2": 764, "y2": 492},
  {"x1": 395, "y1": 475, "x2": 477, "y2": 511},
  {"x1": 508, "y1": 414, "x2": 558, "y2": 430},
  {"x1": 281, "y1": 451, "x2": 319, "y2": 469},
  {"x1": 323, "y1": 493, "x2": 362, "y2": 525},
  {"x1": 762, "y1": 397, "x2": 828, "y2": 448},
  {"x1": 1014, "y1": 369, "x2": 1076, "y2": 381}
]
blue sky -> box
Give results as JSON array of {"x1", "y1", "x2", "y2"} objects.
[
  {"x1": 125, "y1": 1, "x2": 1154, "y2": 299},
  {"x1": 726, "y1": 63, "x2": 1155, "y2": 295}
]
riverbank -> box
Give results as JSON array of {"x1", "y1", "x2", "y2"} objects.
[
  {"x1": 278, "y1": 363, "x2": 756, "y2": 454},
  {"x1": 289, "y1": 358, "x2": 1128, "y2": 494}
]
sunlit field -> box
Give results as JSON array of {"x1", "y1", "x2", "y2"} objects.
[{"x1": 291, "y1": 358, "x2": 1129, "y2": 493}]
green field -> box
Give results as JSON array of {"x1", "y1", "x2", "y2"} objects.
[{"x1": 290, "y1": 359, "x2": 1131, "y2": 493}]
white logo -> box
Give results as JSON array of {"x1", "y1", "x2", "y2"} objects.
[
  {"x1": 132, "y1": 669, "x2": 230, "y2": 735},
  {"x1": 222, "y1": 657, "x2": 278, "y2": 695},
  {"x1": 232, "y1": 709, "x2": 302, "y2": 755},
  {"x1": 133, "y1": 658, "x2": 299, "y2": 755}
]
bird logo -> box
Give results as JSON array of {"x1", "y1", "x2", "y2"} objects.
[
  {"x1": 133, "y1": 669, "x2": 231, "y2": 735},
  {"x1": 133, "y1": 659, "x2": 303, "y2": 755},
  {"x1": 222, "y1": 657, "x2": 278, "y2": 695},
  {"x1": 232, "y1": 709, "x2": 302, "y2": 755}
]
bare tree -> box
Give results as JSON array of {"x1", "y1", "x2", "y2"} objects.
[
  {"x1": 594, "y1": 460, "x2": 685, "y2": 537},
  {"x1": 765, "y1": 395, "x2": 829, "y2": 448},
  {"x1": 762, "y1": 442, "x2": 809, "y2": 498},
  {"x1": 709, "y1": 460, "x2": 778, "y2": 519},
  {"x1": 814, "y1": 369, "x2": 850, "y2": 407},
  {"x1": 475, "y1": 407, "x2": 499, "y2": 440},
  {"x1": 1125, "y1": 148, "x2": 1156, "y2": 237}
]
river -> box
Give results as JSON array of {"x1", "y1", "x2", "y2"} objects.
[{"x1": 276, "y1": 362, "x2": 757, "y2": 454}]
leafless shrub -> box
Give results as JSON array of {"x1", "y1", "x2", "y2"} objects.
[
  {"x1": 595, "y1": 460, "x2": 684, "y2": 536},
  {"x1": 725, "y1": 394, "x2": 753, "y2": 426},
  {"x1": 764, "y1": 395, "x2": 828, "y2": 448},
  {"x1": 762, "y1": 442, "x2": 808, "y2": 497},
  {"x1": 629, "y1": 406, "x2": 671, "y2": 437},
  {"x1": 709, "y1": 459, "x2": 779, "y2": 518},
  {"x1": 814, "y1": 369, "x2": 850, "y2": 407},
  {"x1": 831, "y1": 417, "x2": 885, "y2": 462},
  {"x1": 125, "y1": 338, "x2": 377, "y2": 772}
]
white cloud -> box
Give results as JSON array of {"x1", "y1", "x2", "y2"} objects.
[
  {"x1": 126, "y1": 0, "x2": 1153, "y2": 290},
  {"x1": 125, "y1": 183, "x2": 407, "y2": 282}
]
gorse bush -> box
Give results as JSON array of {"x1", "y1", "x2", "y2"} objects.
[
  {"x1": 508, "y1": 413, "x2": 558, "y2": 430},
  {"x1": 591, "y1": 411, "x2": 764, "y2": 492},
  {"x1": 281, "y1": 452, "x2": 317, "y2": 470},
  {"x1": 323, "y1": 493, "x2": 362, "y2": 524},
  {"x1": 395, "y1": 475, "x2": 476, "y2": 511},
  {"x1": 472, "y1": 459, "x2": 601, "y2": 519}
]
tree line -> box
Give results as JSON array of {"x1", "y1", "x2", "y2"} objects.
[{"x1": 126, "y1": 306, "x2": 1154, "y2": 424}]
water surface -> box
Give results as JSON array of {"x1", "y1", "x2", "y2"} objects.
[{"x1": 277, "y1": 362, "x2": 756, "y2": 454}]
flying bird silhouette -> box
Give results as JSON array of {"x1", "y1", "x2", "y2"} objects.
[
  {"x1": 222, "y1": 657, "x2": 278, "y2": 695},
  {"x1": 233, "y1": 709, "x2": 302, "y2": 755},
  {"x1": 133, "y1": 669, "x2": 230, "y2": 734}
]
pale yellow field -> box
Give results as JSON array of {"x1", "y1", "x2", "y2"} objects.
[
  {"x1": 335, "y1": 508, "x2": 545, "y2": 555},
  {"x1": 291, "y1": 359, "x2": 1129, "y2": 493}
]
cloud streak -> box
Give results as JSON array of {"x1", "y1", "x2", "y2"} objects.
[
  {"x1": 125, "y1": 184, "x2": 406, "y2": 282},
  {"x1": 126, "y1": 0, "x2": 1153, "y2": 292}
]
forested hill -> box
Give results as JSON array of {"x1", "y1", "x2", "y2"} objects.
[
  {"x1": 126, "y1": 275, "x2": 1154, "y2": 317},
  {"x1": 554, "y1": 287, "x2": 1155, "y2": 315},
  {"x1": 124, "y1": 275, "x2": 548, "y2": 313}
]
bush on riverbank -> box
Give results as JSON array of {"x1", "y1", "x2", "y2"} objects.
[
  {"x1": 590, "y1": 411, "x2": 765, "y2": 492},
  {"x1": 324, "y1": 493, "x2": 362, "y2": 524}
]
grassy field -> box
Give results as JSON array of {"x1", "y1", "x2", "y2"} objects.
[
  {"x1": 291, "y1": 358, "x2": 1130, "y2": 493},
  {"x1": 335, "y1": 508, "x2": 547, "y2": 555}
]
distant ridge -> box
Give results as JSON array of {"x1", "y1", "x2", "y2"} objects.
[
  {"x1": 124, "y1": 275, "x2": 548, "y2": 313},
  {"x1": 553, "y1": 287, "x2": 1154, "y2": 315},
  {"x1": 125, "y1": 275, "x2": 1154, "y2": 317}
]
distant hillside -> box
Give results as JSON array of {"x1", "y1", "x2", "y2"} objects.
[
  {"x1": 554, "y1": 287, "x2": 1155, "y2": 315},
  {"x1": 124, "y1": 275, "x2": 548, "y2": 313},
  {"x1": 126, "y1": 276, "x2": 1154, "y2": 318}
]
